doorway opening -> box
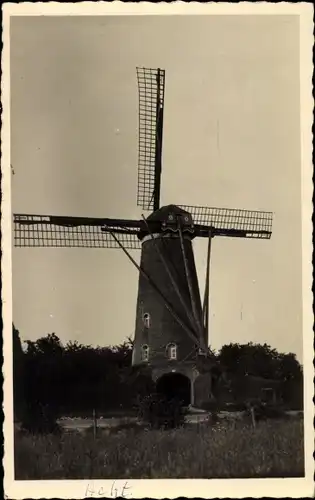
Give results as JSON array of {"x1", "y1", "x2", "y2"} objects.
[{"x1": 156, "y1": 372, "x2": 191, "y2": 406}]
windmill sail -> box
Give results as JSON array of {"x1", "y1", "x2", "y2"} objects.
[
  {"x1": 13, "y1": 214, "x2": 142, "y2": 249},
  {"x1": 179, "y1": 205, "x2": 273, "y2": 239},
  {"x1": 136, "y1": 67, "x2": 165, "y2": 211}
]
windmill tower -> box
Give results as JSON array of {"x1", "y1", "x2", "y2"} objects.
[{"x1": 13, "y1": 67, "x2": 273, "y2": 407}]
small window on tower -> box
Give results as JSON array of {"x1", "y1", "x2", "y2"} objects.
[
  {"x1": 141, "y1": 344, "x2": 149, "y2": 362},
  {"x1": 143, "y1": 312, "x2": 151, "y2": 328},
  {"x1": 166, "y1": 343, "x2": 177, "y2": 360}
]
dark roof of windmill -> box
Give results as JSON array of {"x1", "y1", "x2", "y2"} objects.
[{"x1": 147, "y1": 204, "x2": 190, "y2": 222}]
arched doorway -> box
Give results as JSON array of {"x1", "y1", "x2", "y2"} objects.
[{"x1": 156, "y1": 372, "x2": 191, "y2": 406}]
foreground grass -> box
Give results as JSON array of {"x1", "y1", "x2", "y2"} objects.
[{"x1": 15, "y1": 418, "x2": 304, "y2": 479}]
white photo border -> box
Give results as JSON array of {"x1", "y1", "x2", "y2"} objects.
[{"x1": 2, "y1": 2, "x2": 314, "y2": 498}]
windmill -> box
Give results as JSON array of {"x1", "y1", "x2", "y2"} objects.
[{"x1": 13, "y1": 67, "x2": 273, "y2": 407}]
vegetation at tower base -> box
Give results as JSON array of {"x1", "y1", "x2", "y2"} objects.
[
  {"x1": 13, "y1": 327, "x2": 303, "y2": 434},
  {"x1": 138, "y1": 393, "x2": 187, "y2": 429}
]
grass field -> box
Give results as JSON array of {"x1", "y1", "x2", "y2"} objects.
[{"x1": 14, "y1": 418, "x2": 304, "y2": 479}]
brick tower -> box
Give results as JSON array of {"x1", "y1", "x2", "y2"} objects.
[{"x1": 132, "y1": 205, "x2": 212, "y2": 407}]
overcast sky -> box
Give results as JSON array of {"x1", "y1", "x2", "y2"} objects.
[{"x1": 10, "y1": 14, "x2": 303, "y2": 360}]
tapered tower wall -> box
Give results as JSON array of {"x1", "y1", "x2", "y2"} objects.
[
  {"x1": 131, "y1": 205, "x2": 213, "y2": 407},
  {"x1": 132, "y1": 233, "x2": 202, "y2": 367}
]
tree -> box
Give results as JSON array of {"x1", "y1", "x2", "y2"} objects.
[
  {"x1": 217, "y1": 342, "x2": 303, "y2": 408},
  {"x1": 219, "y1": 342, "x2": 282, "y2": 379},
  {"x1": 12, "y1": 324, "x2": 25, "y2": 422},
  {"x1": 25, "y1": 332, "x2": 63, "y2": 356},
  {"x1": 21, "y1": 333, "x2": 64, "y2": 433},
  {"x1": 17, "y1": 328, "x2": 304, "y2": 421},
  {"x1": 276, "y1": 352, "x2": 303, "y2": 409},
  {"x1": 276, "y1": 352, "x2": 302, "y2": 381}
]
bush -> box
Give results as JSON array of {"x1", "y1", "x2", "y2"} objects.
[
  {"x1": 245, "y1": 399, "x2": 288, "y2": 422},
  {"x1": 200, "y1": 400, "x2": 220, "y2": 412},
  {"x1": 254, "y1": 403, "x2": 287, "y2": 421},
  {"x1": 200, "y1": 400, "x2": 246, "y2": 412},
  {"x1": 138, "y1": 393, "x2": 187, "y2": 429},
  {"x1": 20, "y1": 402, "x2": 61, "y2": 435}
]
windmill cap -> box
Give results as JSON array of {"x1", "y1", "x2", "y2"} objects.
[
  {"x1": 147, "y1": 205, "x2": 193, "y2": 225},
  {"x1": 138, "y1": 205, "x2": 195, "y2": 241}
]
